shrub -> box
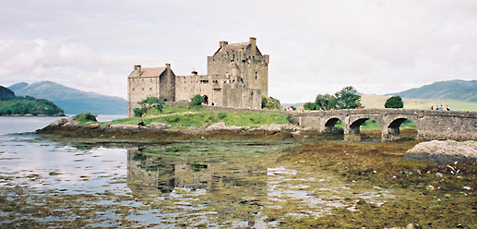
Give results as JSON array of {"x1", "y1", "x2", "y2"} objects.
[
  {"x1": 73, "y1": 113, "x2": 97, "y2": 122},
  {"x1": 385, "y1": 96, "x2": 404, "y2": 108},
  {"x1": 189, "y1": 94, "x2": 204, "y2": 108}
]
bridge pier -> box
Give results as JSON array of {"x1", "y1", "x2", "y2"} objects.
[
  {"x1": 344, "y1": 134, "x2": 361, "y2": 142},
  {"x1": 381, "y1": 126, "x2": 400, "y2": 142}
]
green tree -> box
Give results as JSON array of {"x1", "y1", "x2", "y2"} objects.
[
  {"x1": 303, "y1": 102, "x2": 318, "y2": 110},
  {"x1": 384, "y1": 96, "x2": 404, "y2": 108},
  {"x1": 134, "y1": 97, "x2": 165, "y2": 117},
  {"x1": 334, "y1": 86, "x2": 362, "y2": 110},
  {"x1": 315, "y1": 93, "x2": 337, "y2": 110},
  {"x1": 261, "y1": 96, "x2": 281, "y2": 110},
  {"x1": 189, "y1": 94, "x2": 204, "y2": 108}
]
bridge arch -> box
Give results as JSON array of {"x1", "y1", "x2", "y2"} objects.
[
  {"x1": 347, "y1": 116, "x2": 384, "y2": 141},
  {"x1": 324, "y1": 117, "x2": 342, "y2": 132},
  {"x1": 383, "y1": 116, "x2": 420, "y2": 141}
]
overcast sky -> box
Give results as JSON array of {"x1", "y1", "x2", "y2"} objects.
[{"x1": 1, "y1": 0, "x2": 476, "y2": 103}]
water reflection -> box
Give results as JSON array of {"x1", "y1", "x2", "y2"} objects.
[
  {"x1": 127, "y1": 145, "x2": 267, "y2": 195},
  {"x1": 0, "y1": 136, "x2": 396, "y2": 228},
  {"x1": 123, "y1": 143, "x2": 395, "y2": 227}
]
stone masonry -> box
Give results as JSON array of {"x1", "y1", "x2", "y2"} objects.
[
  {"x1": 128, "y1": 37, "x2": 269, "y2": 117},
  {"x1": 292, "y1": 109, "x2": 477, "y2": 141}
]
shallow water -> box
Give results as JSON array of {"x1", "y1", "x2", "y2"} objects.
[{"x1": 0, "y1": 117, "x2": 397, "y2": 228}]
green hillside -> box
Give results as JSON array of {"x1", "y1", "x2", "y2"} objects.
[
  {"x1": 387, "y1": 80, "x2": 477, "y2": 103},
  {"x1": 0, "y1": 85, "x2": 64, "y2": 116},
  {"x1": 10, "y1": 81, "x2": 127, "y2": 115},
  {"x1": 361, "y1": 94, "x2": 477, "y2": 111}
]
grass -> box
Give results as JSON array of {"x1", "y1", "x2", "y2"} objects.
[{"x1": 107, "y1": 106, "x2": 291, "y2": 128}]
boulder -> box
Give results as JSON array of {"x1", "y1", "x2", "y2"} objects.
[
  {"x1": 148, "y1": 122, "x2": 172, "y2": 130},
  {"x1": 403, "y1": 140, "x2": 477, "y2": 165},
  {"x1": 205, "y1": 122, "x2": 245, "y2": 132},
  {"x1": 260, "y1": 123, "x2": 300, "y2": 131},
  {"x1": 108, "y1": 124, "x2": 141, "y2": 130},
  {"x1": 48, "y1": 118, "x2": 68, "y2": 127}
]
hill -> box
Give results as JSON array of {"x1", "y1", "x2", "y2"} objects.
[
  {"x1": 386, "y1": 80, "x2": 477, "y2": 103},
  {"x1": 361, "y1": 94, "x2": 477, "y2": 111},
  {"x1": 9, "y1": 81, "x2": 127, "y2": 115},
  {"x1": 8, "y1": 82, "x2": 29, "y2": 91},
  {"x1": 0, "y1": 85, "x2": 16, "y2": 101},
  {"x1": 0, "y1": 85, "x2": 64, "y2": 116}
]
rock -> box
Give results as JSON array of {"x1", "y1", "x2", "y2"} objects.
[
  {"x1": 87, "y1": 123, "x2": 101, "y2": 129},
  {"x1": 260, "y1": 123, "x2": 300, "y2": 131},
  {"x1": 49, "y1": 118, "x2": 68, "y2": 127},
  {"x1": 435, "y1": 172, "x2": 443, "y2": 178},
  {"x1": 205, "y1": 122, "x2": 245, "y2": 132},
  {"x1": 403, "y1": 140, "x2": 477, "y2": 165},
  {"x1": 108, "y1": 124, "x2": 140, "y2": 130},
  {"x1": 148, "y1": 122, "x2": 172, "y2": 130}
]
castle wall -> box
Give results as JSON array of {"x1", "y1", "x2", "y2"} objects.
[
  {"x1": 159, "y1": 67, "x2": 176, "y2": 102},
  {"x1": 128, "y1": 76, "x2": 159, "y2": 117},
  {"x1": 127, "y1": 38, "x2": 269, "y2": 117}
]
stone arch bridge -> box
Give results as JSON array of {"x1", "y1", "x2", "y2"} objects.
[{"x1": 292, "y1": 109, "x2": 477, "y2": 142}]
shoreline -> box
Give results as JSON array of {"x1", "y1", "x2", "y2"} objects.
[
  {"x1": 36, "y1": 122, "x2": 344, "y2": 144},
  {"x1": 0, "y1": 114, "x2": 65, "y2": 117}
]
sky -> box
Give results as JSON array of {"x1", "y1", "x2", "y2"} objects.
[{"x1": 1, "y1": 0, "x2": 476, "y2": 103}]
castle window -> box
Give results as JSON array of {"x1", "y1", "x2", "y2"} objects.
[{"x1": 255, "y1": 72, "x2": 258, "y2": 80}]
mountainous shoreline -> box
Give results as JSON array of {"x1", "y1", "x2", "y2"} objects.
[
  {"x1": 9, "y1": 81, "x2": 127, "y2": 115},
  {"x1": 0, "y1": 85, "x2": 64, "y2": 116}
]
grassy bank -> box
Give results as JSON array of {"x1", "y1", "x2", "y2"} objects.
[{"x1": 107, "y1": 106, "x2": 292, "y2": 128}]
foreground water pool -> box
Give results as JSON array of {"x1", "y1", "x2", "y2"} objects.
[{"x1": 0, "y1": 131, "x2": 398, "y2": 228}]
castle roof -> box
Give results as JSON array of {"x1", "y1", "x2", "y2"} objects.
[
  {"x1": 127, "y1": 67, "x2": 167, "y2": 79},
  {"x1": 213, "y1": 41, "x2": 262, "y2": 57}
]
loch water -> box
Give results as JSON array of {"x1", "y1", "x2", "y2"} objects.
[{"x1": 0, "y1": 116, "x2": 394, "y2": 228}]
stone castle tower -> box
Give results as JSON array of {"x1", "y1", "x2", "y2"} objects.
[{"x1": 128, "y1": 37, "x2": 269, "y2": 117}]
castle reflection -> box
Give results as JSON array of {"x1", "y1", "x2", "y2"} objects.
[{"x1": 127, "y1": 146, "x2": 267, "y2": 195}]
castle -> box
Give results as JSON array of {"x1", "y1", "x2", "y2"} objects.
[{"x1": 127, "y1": 37, "x2": 269, "y2": 117}]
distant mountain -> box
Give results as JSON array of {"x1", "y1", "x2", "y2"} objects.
[
  {"x1": 387, "y1": 80, "x2": 477, "y2": 103},
  {"x1": 8, "y1": 82, "x2": 29, "y2": 91},
  {"x1": 9, "y1": 81, "x2": 127, "y2": 115}
]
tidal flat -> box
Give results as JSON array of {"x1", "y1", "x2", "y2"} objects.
[{"x1": 1, "y1": 131, "x2": 476, "y2": 228}]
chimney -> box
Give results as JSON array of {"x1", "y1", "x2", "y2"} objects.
[
  {"x1": 165, "y1": 63, "x2": 171, "y2": 69},
  {"x1": 134, "y1": 65, "x2": 141, "y2": 77},
  {"x1": 250, "y1": 37, "x2": 256, "y2": 56},
  {"x1": 191, "y1": 70, "x2": 198, "y2": 75},
  {"x1": 219, "y1": 41, "x2": 228, "y2": 48}
]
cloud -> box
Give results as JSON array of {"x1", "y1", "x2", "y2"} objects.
[{"x1": 0, "y1": 0, "x2": 476, "y2": 103}]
